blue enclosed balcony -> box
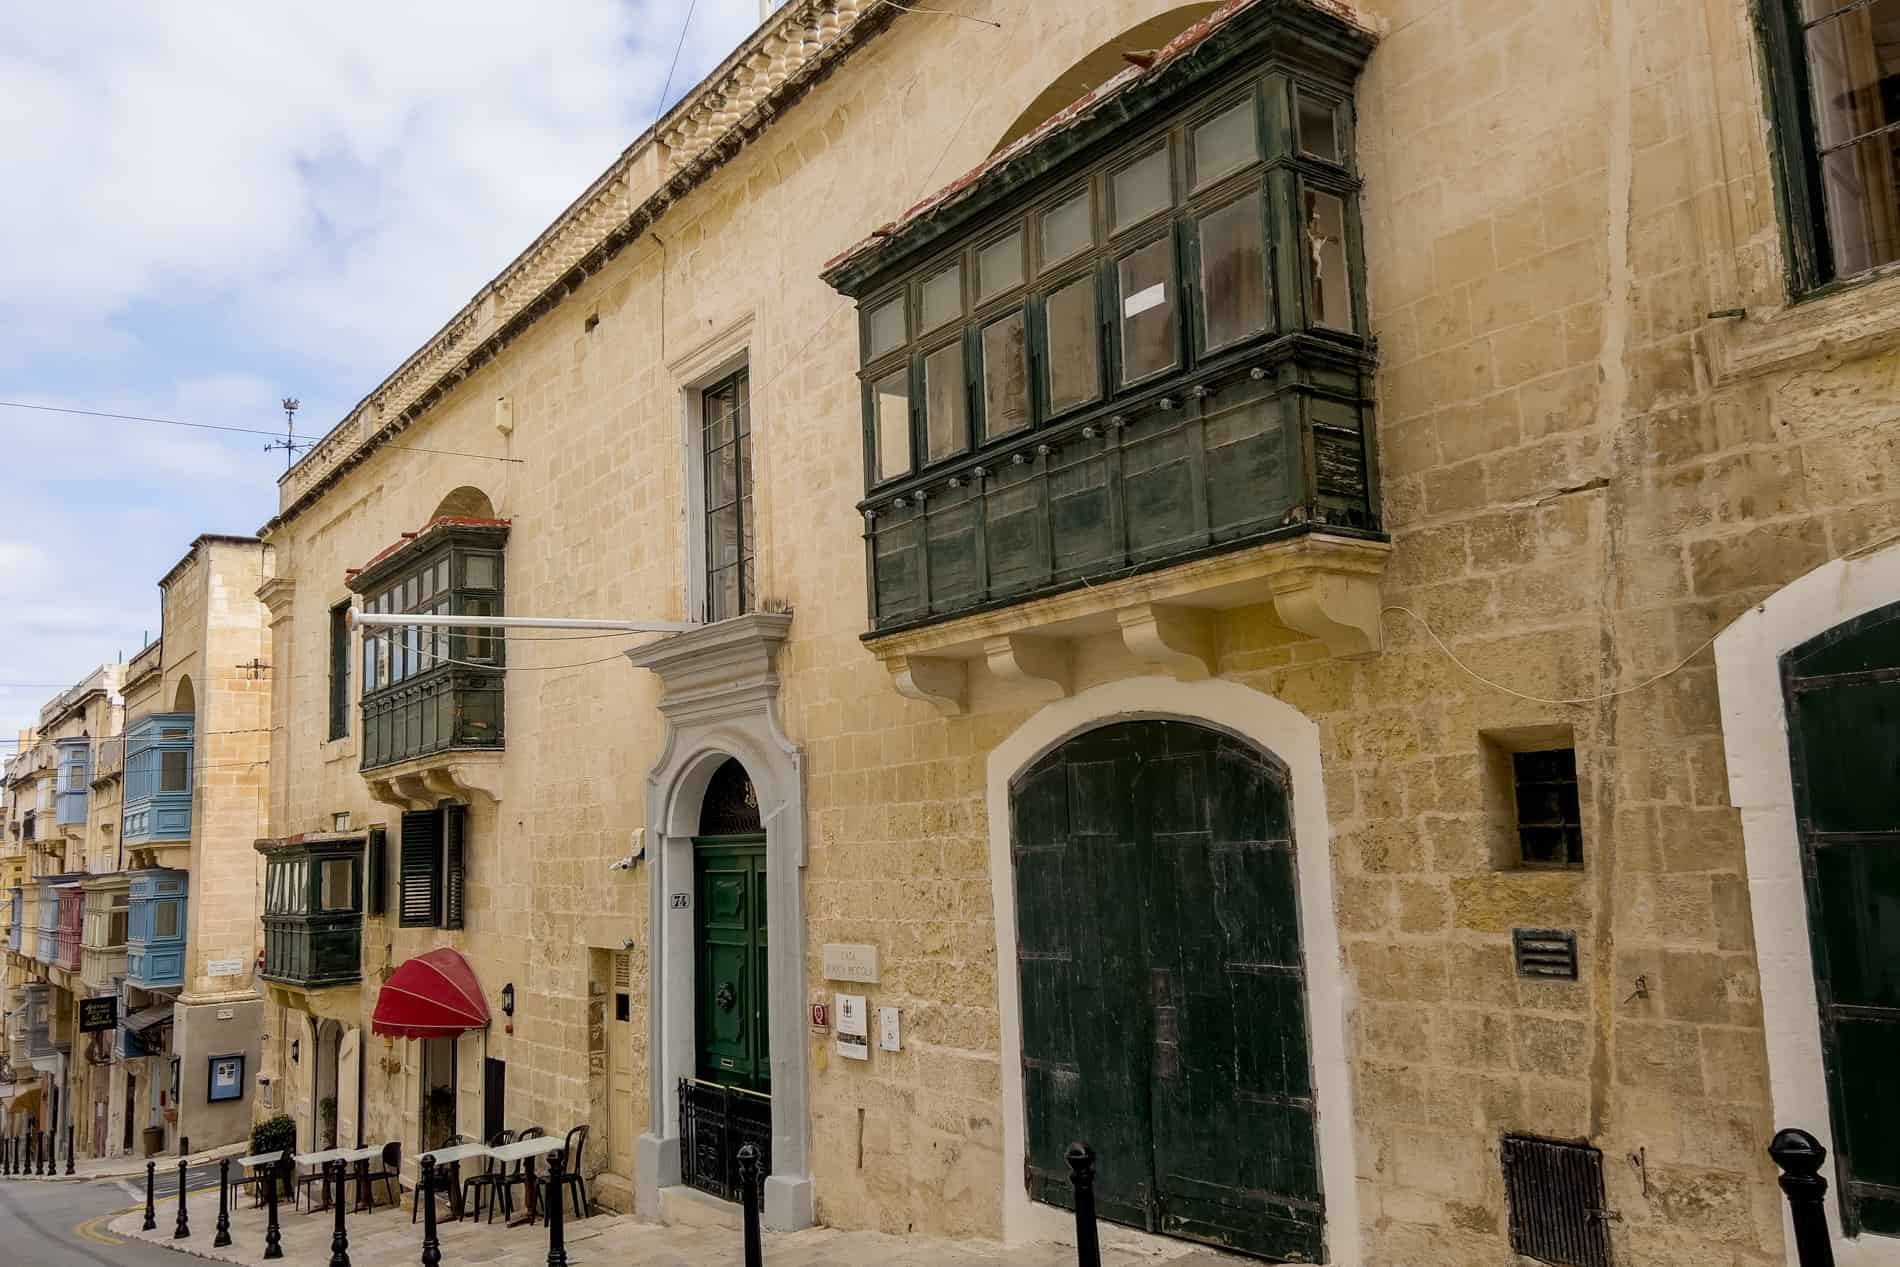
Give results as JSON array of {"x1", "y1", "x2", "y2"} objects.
[
  {"x1": 55, "y1": 738, "x2": 91, "y2": 827},
  {"x1": 125, "y1": 868, "x2": 187, "y2": 991},
  {"x1": 122, "y1": 713, "x2": 193, "y2": 846},
  {"x1": 21, "y1": 983, "x2": 61, "y2": 1062},
  {"x1": 34, "y1": 875, "x2": 78, "y2": 963}
]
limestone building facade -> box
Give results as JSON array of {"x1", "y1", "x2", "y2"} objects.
[{"x1": 244, "y1": 1, "x2": 1900, "y2": 1265}]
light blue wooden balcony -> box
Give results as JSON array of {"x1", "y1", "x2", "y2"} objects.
[
  {"x1": 33, "y1": 875, "x2": 78, "y2": 963},
  {"x1": 125, "y1": 868, "x2": 188, "y2": 991},
  {"x1": 55, "y1": 737, "x2": 91, "y2": 827},
  {"x1": 122, "y1": 713, "x2": 194, "y2": 846}
]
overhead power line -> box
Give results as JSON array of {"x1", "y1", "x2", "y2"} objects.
[{"x1": 0, "y1": 400, "x2": 523, "y2": 464}]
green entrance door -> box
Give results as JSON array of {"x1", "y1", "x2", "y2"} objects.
[
  {"x1": 693, "y1": 835, "x2": 769, "y2": 1092},
  {"x1": 1785, "y1": 601, "x2": 1900, "y2": 1239},
  {"x1": 1012, "y1": 720, "x2": 1322, "y2": 1262}
]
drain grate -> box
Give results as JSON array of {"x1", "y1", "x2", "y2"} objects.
[{"x1": 1501, "y1": 1134, "x2": 1613, "y2": 1267}]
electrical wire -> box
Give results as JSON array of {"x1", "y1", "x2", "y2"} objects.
[
  {"x1": 1382, "y1": 605, "x2": 1721, "y2": 707},
  {"x1": 652, "y1": 0, "x2": 699, "y2": 125},
  {"x1": 0, "y1": 401, "x2": 523, "y2": 464},
  {"x1": 880, "y1": 0, "x2": 1002, "y2": 28}
]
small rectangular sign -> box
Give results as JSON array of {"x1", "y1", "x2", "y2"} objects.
[
  {"x1": 207, "y1": 1053, "x2": 245, "y2": 1102},
  {"x1": 205, "y1": 958, "x2": 244, "y2": 978},
  {"x1": 216, "y1": 1008, "x2": 235, "y2": 1021},
  {"x1": 1123, "y1": 282, "x2": 1167, "y2": 318},
  {"x1": 834, "y1": 993, "x2": 868, "y2": 1038},
  {"x1": 670, "y1": 892, "x2": 690, "y2": 910},
  {"x1": 836, "y1": 1034, "x2": 869, "y2": 1061},
  {"x1": 78, "y1": 997, "x2": 118, "y2": 1033},
  {"x1": 821, "y1": 943, "x2": 879, "y2": 984}
]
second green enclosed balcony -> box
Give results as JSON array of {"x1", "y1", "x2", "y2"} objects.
[{"x1": 257, "y1": 833, "x2": 373, "y2": 991}]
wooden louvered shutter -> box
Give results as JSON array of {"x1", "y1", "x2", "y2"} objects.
[
  {"x1": 442, "y1": 804, "x2": 466, "y2": 930},
  {"x1": 364, "y1": 825, "x2": 387, "y2": 917},
  {"x1": 399, "y1": 810, "x2": 442, "y2": 928}
]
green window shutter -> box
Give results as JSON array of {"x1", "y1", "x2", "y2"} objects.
[
  {"x1": 364, "y1": 825, "x2": 387, "y2": 917},
  {"x1": 398, "y1": 810, "x2": 442, "y2": 928},
  {"x1": 442, "y1": 804, "x2": 466, "y2": 930}
]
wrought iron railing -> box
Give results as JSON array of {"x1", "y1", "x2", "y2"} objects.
[{"x1": 678, "y1": 1077, "x2": 771, "y2": 1203}]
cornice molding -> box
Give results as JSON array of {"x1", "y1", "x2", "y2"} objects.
[{"x1": 262, "y1": 0, "x2": 897, "y2": 540}]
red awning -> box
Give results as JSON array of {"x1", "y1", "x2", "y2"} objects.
[{"x1": 371, "y1": 947, "x2": 491, "y2": 1040}]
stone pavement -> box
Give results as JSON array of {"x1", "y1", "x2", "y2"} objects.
[{"x1": 110, "y1": 1189, "x2": 1247, "y2": 1267}]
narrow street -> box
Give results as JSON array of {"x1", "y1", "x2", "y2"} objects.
[{"x1": 0, "y1": 1167, "x2": 218, "y2": 1266}]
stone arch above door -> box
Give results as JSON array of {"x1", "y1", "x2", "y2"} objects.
[
  {"x1": 627, "y1": 612, "x2": 810, "y2": 1230},
  {"x1": 985, "y1": 675, "x2": 1360, "y2": 1264}
]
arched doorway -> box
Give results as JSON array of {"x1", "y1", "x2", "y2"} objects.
[
  {"x1": 680, "y1": 757, "x2": 771, "y2": 1201},
  {"x1": 314, "y1": 1019, "x2": 341, "y2": 1149},
  {"x1": 172, "y1": 676, "x2": 195, "y2": 717},
  {"x1": 1010, "y1": 718, "x2": 1323, "y2": 1261}
]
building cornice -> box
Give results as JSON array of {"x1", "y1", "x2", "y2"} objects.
[{"x1": 261, "y1": 0, "x2": 901, "y2": 541}]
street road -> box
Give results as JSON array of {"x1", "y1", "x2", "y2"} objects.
[{"x1": 0, "y1": 1165, "x2": 220, "y2": 1265}]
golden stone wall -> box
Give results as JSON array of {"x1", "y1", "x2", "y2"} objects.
[{"x1": 253, "y1": 0, "x2": 1900, "y2": 1262}]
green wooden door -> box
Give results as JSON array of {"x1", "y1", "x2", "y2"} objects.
[
  {"x1": 1012, "y1": 720, "x2": 1322, "y2": 1262},
  {"x1": 1785, "y1": 601, "x2": 1900, "y2": 1239},
  {"x1": 694, "y1": 836, "x2": 770, "y2": 1093}
]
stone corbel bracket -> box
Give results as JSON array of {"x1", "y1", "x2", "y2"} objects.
[{"x1": 363, "y1": 753, "x2": 503, "y2": 811}]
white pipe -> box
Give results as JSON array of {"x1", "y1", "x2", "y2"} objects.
[{"x1": 347, "y1": 611, "x2": 699, "y2": 634}]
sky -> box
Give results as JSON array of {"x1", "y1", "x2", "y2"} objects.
[{"x1": 0, "y1": 1, "x2": 769, "y2": 742}]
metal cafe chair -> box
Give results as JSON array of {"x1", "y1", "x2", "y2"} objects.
[
  {"x1": 492, "y1": 1126, "x2": 546, "y2": 1224},
  {"x1": 361, "y1": 1141, "x2": 401, "y2": 1210},
  {"x1": 413, "y1": 1134, "x2": 471, "y2": 1223},
  {"x1": 556, "y1": 1124, "x2": 591, "y2": 1218},
  {"x1": 464, "y1": 1129, "x2": 518, "y2": 1225}
]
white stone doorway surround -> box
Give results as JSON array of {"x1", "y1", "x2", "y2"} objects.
[
  {"x1": 984, "y1": 674, "x2": 1362, "y2": 1266},
  {"x1": 1713, "y1": 541, "x2": 1900, "y2": 1267},
  {"x1": 628, "y1": 612, "x2": 812, "y2": 1230}
]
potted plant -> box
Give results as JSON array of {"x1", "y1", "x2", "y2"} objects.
[
  {"x1": 251, "y1": 1114, "x2": 296, "y2": 1197},
  {"x1": 319, "y1": 1096, "x2": 337, "y2": 1148}
]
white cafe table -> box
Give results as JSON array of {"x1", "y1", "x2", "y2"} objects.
[
  {"x1": 417, "y1": 1141, "x2": 498, "y2": 1221},
  {"x1": 483, "y1": 1135, "x2": 568, "y2": 1227},
  {"x1": 237, "y1": 1150, "x2": 288, "y2": 1207},
  {"x1": 291, "y1": 1148, "x2": 349, "y2": 1212}
]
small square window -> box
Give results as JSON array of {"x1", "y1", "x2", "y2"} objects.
[
  {"x1": 977, "y1": 230, "x2": 1024, "y2": 301},
  {"x1": 332, "y1": 812, "x2": 351, "y2": 832},
  {"x1": 1040, "y1": 188, "x2": 1093, "y2": 269},
  {"x1": 1296, "y1": 89, "x2": 1341, "y2": 163},
  {"x1": 465, "y1": 554, "x2": 497, "y2": 590},
  {"x1": 866, "y1": 296, "x2": 906, "y2": 358},
  {"x1": 1193, "y1": 100, "x2": 1257, "y2": 188},
  {"x1": 1112, "y1": 144, "x2": 1172, "y2": 230},
  {"x1": 1512, "y1": 748, "x2": 1584, "y2": 868},
  {"x1": 920, "y1": 264, "x2": 963, "y2": 331}
]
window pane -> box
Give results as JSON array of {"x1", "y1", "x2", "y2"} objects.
[
  {"x1": 1820, "y1": 132, "x2": 1900, "y2": 276},
  {"x1": 320, "y1": 859, "x2": 354, "y2": 913},
  {"x1": 873, "y1": 369, "x2": 910, "y2": 481},
  {"x1": 1041, "y1": 189, "x2": 1093, "y2": 268},
  {"x1": 707, "y1": 440, "x2": 738, "y2": 508},
  {"x1": 1297, "y1": 91, "x2": 1340, "y2": 163},
  {"x1": 1303, "y1": 189, "x2": 1352, "y2": 331},
  {"x1": 923, "y1": 342, "x2": 967, "y2": 463},
  {"x1": 109, "y1": 910, "x2": 127, "y2": 946},
  {"x1": 465, "y1": 554, "x2": 497, "y2": 590},
  {"x1": 709, "y1": 565, "x2": 742, "y2": 623},
  {"x1": 981, "y1": 311, "x2": 1030, "y2": 440},
  {"x1": 1118, "y1": 238, "x2": 1178, "y2": 383},
  {"x1": 709, "y1": 505, "x2": 742, "y2": 571},
  {"x1": 1045, "y1": 275, "x2": 1101, "y2": 413},
  {"x1": 1194, "y1": 100, "x2": 1258, "y2": 187},
  {"x1": 1113, "y1": 144, "x2": 1172, "y2": 230},
  {"x1": 977, "y1": 231, "x2": 1024, "y2": 301},
  {"x1": 155, "y1": 902, "x2": 179, "y2": 939},
  {"x1": 160, "y1": 750, "x2": 188, "y2": 792},
  {"x1": 1199, "y1": 194, "x2": 1271, "y2": 348},
  {"x1": 866, "y1": 296, "x2": 906, "y2": 359},
  {"x1": 1804, "y1": 4, "x2": 1900, "y2": 152},
  {"x1": 921, "y1": 264, "x2": 963, "y2": 331}
]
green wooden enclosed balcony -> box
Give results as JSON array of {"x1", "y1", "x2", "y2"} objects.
[
  {"x1": 821, "y1": 0, "x2": 1387, "y2": 711},
  {"x1": 256, "y1": 834, "x2": 368, "y2": 991}
]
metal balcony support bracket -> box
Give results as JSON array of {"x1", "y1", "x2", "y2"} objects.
[
  {"x1": 890, "y1": 656, "x2": 966, "y2": 716},
  {"x1": 1117, "y1": 605, "x2": 1215, "y2": 681},
  {"x1": 984, "y1": 635, "x2": 1072, "y2": 702}
]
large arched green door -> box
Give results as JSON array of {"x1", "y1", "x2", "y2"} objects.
[
  {"x1": 1012, "y1": 720, "x2": 1322, "y2": 1261},
  {"x1": 1784, "y1": 601, "x2": 1900, "y2": 1238}
]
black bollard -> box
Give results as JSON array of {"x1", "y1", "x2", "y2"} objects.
[
  {"x1": 1770, "y1": 1128, "x2": 1837, "y2": 1267},
  {"x1": 142, "y1": 1160, "x2": 157, "y2": 1231},
  {"x1": 329, "y1": 1158, "x2": 351, "y2": 1267},
  {"x1": 173, "y1": 1157, "x2": 190, "y2": 1238},
  {"x1": 544, "y1": 1148, "x2": 569, "y2": 1267},
  {"x1": 41, "y1": 1130, "x2": 50, "y2": 1176},
  {"x1": 3, "y1": 1134, "x2": 11, "y2": 1176},
  {"x1": 213, "y1": 1156, "x2": 232, "y2": 1247},
  {"x1": 262, "y1": 1154, "x2": 284, "y2": 1260},
  {"x1": 419, "y1": 1155, "x2": 441, "y2": 1267},
  {"x1": 1066, "y1": 1142, "x2": 1101, "y2": 1267},
  {"x1": 64, "y1": 1123, "x2": 74, "y2": 1175},
  {"x1": 737, "y1": 1143, "x2": 763, "y2": 1267}
]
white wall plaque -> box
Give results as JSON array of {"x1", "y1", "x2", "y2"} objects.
[
  {"x1": 821, "y1": 943, "x2": 879, "y2": 984},
  {"x1": 835, "y1": 992, "x2": 869, "y2": 1061},
  {"x1": 879, "y1": 1006, "x2": 901, "y2": 1052},
  {"x1": 206, "y1": 958, "x2": 244, "y2": 978}
]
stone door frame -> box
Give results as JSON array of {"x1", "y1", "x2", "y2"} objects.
[
  {"x1": 629, "y1": 612, "x2": 812, "y2": 1230},
  {"x1": 1714, "y1": 542, "x2": 1900, "y2": 1267},
  {"x1": 985, "y1": 675, "x2": 1361, "y2": 1265}
]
